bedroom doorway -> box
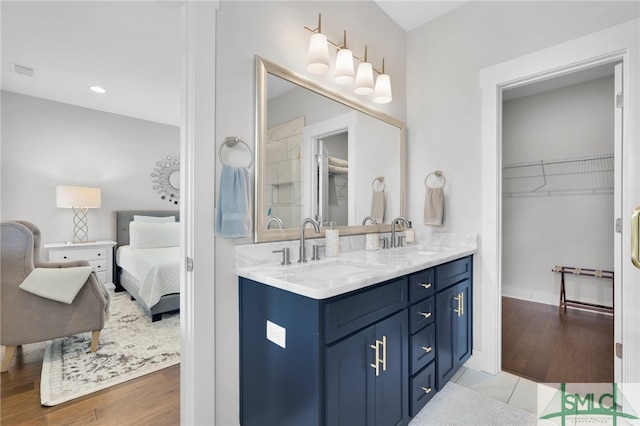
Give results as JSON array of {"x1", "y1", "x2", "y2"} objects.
[{"x1": 500, "y1": 63, "x2": 619, "y2": 383}]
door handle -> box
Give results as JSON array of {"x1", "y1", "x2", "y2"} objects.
[
  {"x1": 370, "y1": 335, "x2": 387, "y2": 376},
  {"x1": 633, "y1": 206, "x2": 640, "y2": 269}
]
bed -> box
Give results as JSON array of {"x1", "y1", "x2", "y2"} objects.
[{"x1": 113, "y1": 210, "x2": 180, "y2": 321}]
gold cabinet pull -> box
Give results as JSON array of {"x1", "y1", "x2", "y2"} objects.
[
  {"x1": 421, "y1": 346, "x2": 432, "y2": 353},
  {"x1": 370, "y1": 340, "x2": 380, "y2": 377},
  {"x1": 370, "y1": 336, "x2": 387, "y2": 376},
  {"x1": 419, "y1": 312, "x2": 432, "y2": 319},
  {"x1": 454, "y1": 292, "x2": 464, "y2": 317},
  {"x1": 420, "y1": 283, "x2": 432, "y2": 289},
  {"x1": 633, "y1": 206, "x2": 640, "y2": 269},
  {"x1": 420, "y1": 386, "x2": 432, "y2": 394}
]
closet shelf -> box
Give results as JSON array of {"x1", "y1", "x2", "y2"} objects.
[{"x1": 502, "y1": 153, "x2": 613, "y2": 197}]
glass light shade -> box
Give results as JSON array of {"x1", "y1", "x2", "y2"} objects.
[
  {"x1": 307, "y1": 33, "x2": 330, "y2": 75},
  {"x1": 354, "y1": 62, "x2": 374, "y2": 95},
  {"x1": 334, "y1": 48, "x2": 355, "y2": 85},
  {"x1": 56, "y1": 186, "x2": 102, "y2": 208},
  {"x1": 373, "y1": 74, "x2": 392, "y2": 104}
]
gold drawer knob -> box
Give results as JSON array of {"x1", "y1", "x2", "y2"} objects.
[
  {"x1": 420, "y1": 283, "x2": 432, "y2": 289},
  {"x1": 419, "y1": 312, "x2": 432, "y2": 319},
  {"x1": 420, "y1": 386, "x2": 432, "y2": 394},
  {"x1": 421, "y1": 346, "x2": 432, "y2": 353}
]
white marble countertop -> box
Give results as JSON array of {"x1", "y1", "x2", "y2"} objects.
[{"x1": 235, "y1": 232, "x2": 477, "y2": 300}]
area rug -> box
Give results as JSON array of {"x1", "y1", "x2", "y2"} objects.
[
  {"x1": 40, "y1": 292, "x2": 180, "y2": 406},
  {"x1": 409, "y1": 382, "x2": 547, "y2": 426}
]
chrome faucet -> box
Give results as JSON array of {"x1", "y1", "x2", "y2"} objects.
[
  {"x1": 362, "y1": 216, "x2": 378, "y2": 225},
  {"x1": 266, "y1": 216, "x2": 284, "y2": 230},
  {"x1": 391, "y1": 216, "x2": 410, "y2": 248},
  {"x1": 298, "y1": 217, "x2": 321, "y2": 262}
]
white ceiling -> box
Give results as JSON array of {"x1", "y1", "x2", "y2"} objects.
[
  {"x1": 1, "y1": 1, "x2": 468, "y2": 127},
  {"x1": 3, "y1": 1, "x2": 609, "y2": 127}
]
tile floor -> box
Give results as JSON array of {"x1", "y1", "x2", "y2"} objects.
[{"x1": 451, "y1": 366, "x2": 539, "y2": 415}]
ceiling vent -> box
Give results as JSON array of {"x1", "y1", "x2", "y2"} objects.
[{"x1": 11, "y1": 63, "x2": 36, "y2": 77}]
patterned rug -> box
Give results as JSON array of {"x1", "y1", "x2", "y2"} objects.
[{"x1": 40, "y1": 292, "x2": 180, "y2": 406}]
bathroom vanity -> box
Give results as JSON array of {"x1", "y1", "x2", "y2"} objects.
[{"x1": 237, "y1": 237, "x2": 475, "y2": 426}]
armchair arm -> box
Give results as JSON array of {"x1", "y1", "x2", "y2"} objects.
[{"x1": 35, "y1": 259, "x2": 91, "y2": 268}]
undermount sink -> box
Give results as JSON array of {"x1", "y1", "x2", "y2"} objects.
[
  {"x1": 263, "y1": 257, "x2": 392, "y2": 281},
  {"x1": 391, "y1": 245, "x2": 449, "y2": 256}
]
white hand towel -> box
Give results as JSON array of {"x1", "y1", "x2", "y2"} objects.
[
  {"x1": 371, "y1": 190, "x2": 385, "y2": 224},
  {"x1": 19, "y1": 266, "x2": 93, "y2": 304},
  {"x1": 424, "y1": 187, "x2": 444, "y2": 226}
]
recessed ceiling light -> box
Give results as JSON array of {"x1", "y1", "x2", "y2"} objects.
[{"x1": 90, "y1": 86, "x2": 106, "y2": 94}]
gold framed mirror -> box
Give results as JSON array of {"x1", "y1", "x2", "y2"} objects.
[{"x1": 255, "y1": 56, "x2": 406, "y2": 242}]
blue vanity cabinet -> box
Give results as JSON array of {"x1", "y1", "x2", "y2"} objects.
[
  {"x1": 435, "y1": 256, "x2": 473, "y2": 390},
  {"x1": 239, "y1": 254, "x2": 473, "y2": 425},
  {"x1": 239, "y1": 275, "x2": 409, "y2": 426}
]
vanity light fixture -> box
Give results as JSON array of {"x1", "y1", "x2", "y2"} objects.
[
  {"x1": 334, "y1": 31, "x2": 354, "y2": 85},
  {"x1": 354, "y1": 45, "x2": 374, "y2": 95},
  {"x1": 373, "y1": 59, "x2": 392, "y2": 104},
  {"x1": 89, "y1": 86, "x2": 106, "y2": 94},
  {"x1": 306, "y1": 14, "x2": 330, "y2": 74},
  {"x1": 304, "y1": 13, "x2": 392, "y2": 103}
]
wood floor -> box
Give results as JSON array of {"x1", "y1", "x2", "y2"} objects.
[
  {"x1": 0, "y1": 342, "x2": 180, "y2": 425},
  {"x1": 502, "y1": 296, "x2": 614, "y2": 383}
]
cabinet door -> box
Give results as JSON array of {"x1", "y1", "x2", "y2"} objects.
[
  {"x1": 453, "y1": 279, "x2": 472, "y2": 367},
  {"x1": 374, "y1": 311, "x2": 408, "y2": 426},
  {"x1": 326, "y1": 310, "x2": 408, "y2": 426},
  {"x1": 435, "y1": 286, "x2": 456, "y2": 390},
  {"x1": 436, "y1": 279, "x2": 472, "y2": 390},
  {"x1": 326, "y1": 327, "x2": 374, "y2": 426}
]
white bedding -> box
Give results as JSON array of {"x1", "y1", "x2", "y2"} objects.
[{"x1": 116, "y1": 245, "x2": 180, "y2": 309}]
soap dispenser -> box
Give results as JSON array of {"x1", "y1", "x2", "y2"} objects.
[
  {"x1": 405, "y1": 221, "x2": 415, "y2": 244},
  {"x1": 325, "y1": 222, "x2": 339, "y2": 257}
]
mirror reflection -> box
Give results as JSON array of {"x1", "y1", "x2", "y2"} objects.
[{"x1": 256, "y1": 57, "x2": 405, "y2": 242}]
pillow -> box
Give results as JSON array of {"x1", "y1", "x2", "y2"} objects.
[
  {"x1": 129, "y1": 221, "x2": 180, "y2": 248},
  {"x1": 133, "y1": 215, "x2": 176, "y2": 223}
]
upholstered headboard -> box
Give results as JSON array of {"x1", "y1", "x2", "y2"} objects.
[{"x1": 113, "y1": 210, "x2": 180, "y2": 247}]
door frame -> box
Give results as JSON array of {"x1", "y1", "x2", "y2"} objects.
[{"x1": 474, "y1": 18, "x2": 639, "y2": 393}]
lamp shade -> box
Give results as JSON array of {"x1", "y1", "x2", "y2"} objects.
[
  {"x1": 373, "y1": 73, "x2": 392, "y2": 104},
  {"x1": 354, "y1": 62, "x2": 375, "y2": 95},
  {"x1": 56, "y1": 186, "x2": 101, "y2": 208},
  {"x1": 307, "y1": 33, "x2": 330, "y2": 75},
  {"x1": 334, "y1": 48, "x2": 355, "y2": 85}
]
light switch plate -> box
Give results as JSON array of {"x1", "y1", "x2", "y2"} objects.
[{"x1": 266, "y1": 320, "x2": 286, "y2": 348}]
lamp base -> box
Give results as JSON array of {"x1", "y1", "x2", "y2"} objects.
[{"x1": 71, "y1": 206, "x2": 91, "y2": 244}]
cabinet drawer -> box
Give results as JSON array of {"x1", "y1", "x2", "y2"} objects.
[
  {"x1": 409, "y1": 297, "x2": 434, "y2": 334},
  {"x1": 325, "y1": 277, "x2": 408, "y2": 344},
  {"x1": 410, "y1": 361, "x2": 436, "y2": 417},
  {"x1": 96, "y1": 270, "x2": 108, "y2": 283},
  {"x1": 435, "y1": 256, "x2": 471, "y2": 292},
  {"x1": 409, "y1": 268, "x2": 434, "y2": 303},
  {"x1": 50, "y1": 247, "x2": 108, "y2": 262},
  {"x1": 410, "y1": 323, "x2": 436, "y2": 375},
  {"x1": 87, "y1": 259, "x2": 107, "y2": 272}
]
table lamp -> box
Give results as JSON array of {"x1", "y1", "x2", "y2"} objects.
[{"x1": 56, "y1": 186, "x2": 101, "y2": 243}]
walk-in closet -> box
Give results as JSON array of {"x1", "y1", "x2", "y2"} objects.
[{"x1": 500, "y1": 64, "x2": 617, "y2": 383}]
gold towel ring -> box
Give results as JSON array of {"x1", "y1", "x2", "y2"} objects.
[
  {"x1": 372, "y1": 176, "x2": 385, "y2": 192},
  {"x1": 425, "y1": 170, "x2": 446, "y2": 189},
  {"x1": 218, "y1": 137, "x2": 253, "y2": 168}
]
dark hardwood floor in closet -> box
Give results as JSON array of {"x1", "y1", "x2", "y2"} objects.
[
  {"x1": 502, "y1": 296, "x2": 614, "y2": 383},
  {"x1": 0, "y1": 342, "x2": 180, "y2": 425}
]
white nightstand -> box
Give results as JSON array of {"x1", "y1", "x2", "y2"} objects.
[{"x1": 44, "y1": 240, "x2": 117, "y2": 290}]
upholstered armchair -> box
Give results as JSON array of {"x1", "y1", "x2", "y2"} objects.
[{"x1": 1, "y1": 221, "x2": 110, "y2": 372}]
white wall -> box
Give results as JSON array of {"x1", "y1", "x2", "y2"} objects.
[
  {"x1": 502, "y1": 77, "x2": 614, "y2": 306},
  {"x1": 406, "y1": 2, "x2": 638, "y2": 360},
  {"x1": 215, "y1": 2, "x2": 406, "y2": 424},
  {"x1": 0, "y1": 91, "x2": 180, "y2": 245}
]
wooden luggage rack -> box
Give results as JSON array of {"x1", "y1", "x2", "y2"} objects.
[{"x1": 552, "y1": 265, "x2": 614, "y2": 314}]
